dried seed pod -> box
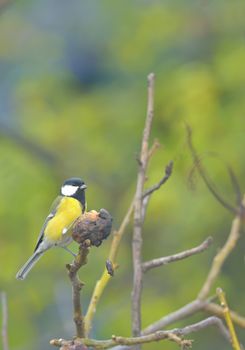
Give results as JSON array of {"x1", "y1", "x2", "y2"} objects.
[{"x1": 72, "y1": 209, "x2": 113, "y2": 247}]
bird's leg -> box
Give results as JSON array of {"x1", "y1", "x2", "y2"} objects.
[{"x1": 62, "y1": 246, "x2": 77, "y2": 257}]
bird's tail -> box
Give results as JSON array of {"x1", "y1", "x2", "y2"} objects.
[{"x1": 16, "y1": 251, "x2": 44, "y2": 280}]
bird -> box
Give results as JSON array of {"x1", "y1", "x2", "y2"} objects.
[{"x1": 16, "y1": 177, "x2": 87, "y2": 280}]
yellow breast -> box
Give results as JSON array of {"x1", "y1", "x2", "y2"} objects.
[{"x1": 45, "y1": 197, "x2": 82, "y2": 243}]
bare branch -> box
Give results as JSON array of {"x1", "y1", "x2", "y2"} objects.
[
  {"x1": 109, "y1": 317, "x2": 230, "y2": 350},
  {"x1": 198, "y1": 212, "x2": 242, "y2": 300},
  {"x1": 142, "y1": 299, "x2": 204, "y2": 334},
  {"x1": 141, "y1": 160, "x2": 173, "y2": 221},
  {"x1": 1, "y1": 292, "x2": 9, "y2": 350},
  {"x1": 204, "y1": 302, "x2": 245, "y2": 329},
  {"x1": 186, "y1": 124, "x2": 237, "y2": 215},
  {"x1": 142, "y1": 160, "x2": 173, "y2": 199},
  {"x1": 132, "y1": 73, "x2": 155, "y2": 343},
  {"x1": 216, "y1": 288, "x2": 241, "y2": 350},
  {"x1": 142, "y1": 297, "x2": 245, "y2": 338},
  {"x1": 141, "y1": 196, "x2": 150, "y2": 223},
  {"x1": 51, "y1": 316, "x2": 232, "y2": 350},
  {"x1": 142, "y1": 236, "x2": 213, "y2": 272},
  {"x1": 109, "y1": 331, "x2": 191, "y2": 348},
  {"x1": 175, "y1": 316, "x2": 230, "y2": 341},
  {"x1": 50, "y1": 328, "x2": 191, "y2": 350},
  {"x1": 227, "y1": 166, "x2": 243, "y2": 208},
  {"x1": 147, "y1": 139, "x2": 160, "y2": 162},
  {"x1": 66, "y1": 242, "x2": 90, "y2": 338},
  {"x1": 141, "y1": 73, "x2": 155, "y2": 169}
]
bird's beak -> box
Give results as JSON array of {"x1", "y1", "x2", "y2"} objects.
[{"x1": 80, "y1": 184, "x2": 87, "y2": 190}]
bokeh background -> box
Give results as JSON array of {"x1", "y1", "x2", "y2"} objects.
[{"x1": 0, "y1": 1, "x2": 245, "y2": 349}]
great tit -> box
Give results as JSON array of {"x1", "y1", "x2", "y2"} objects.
[{"x1": 16, "y1": 177, "x2": 87, "y2": 280}]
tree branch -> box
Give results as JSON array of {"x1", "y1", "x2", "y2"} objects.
[
  {"x1": 141, "y1": 160, "x2": 173, "y2": 220},
  {"x1": 51, "y1": 329, "x2": 191, "y2": 350},
  {"x1": 204, "y1": 302, "x2": 245, "y2": 329},
  {"x1": 147, "y1": 139, "x2": 160, "y2": 162},
  {"x1": 217, "y1": 288, "x2": 241, "y2": 350},
  {"x1": 175, "y1": 316, "x2": 230, "y2": 341},
  {"x1": 186, "y1": 124, "x2": 238, "y2": 215},
  {"x1": 51, "y1": 316, "x2": 231, "y2": 350},
  {"x1": 131, "y1": 73, "x2": 155, "y2": 344},
  {"x1": 1, "y1": 292, "x2": 9, "y2": 350},
  {"x1": 198, "y1": 210, "x2": 243, "y2": 300},
  {"x1": 142, "y1": 160, "x2": 173, "y2": 199},
  {"x1": 142, "y1": 297, "x2": 245, "y2": 337},
  {"x1": 142, "y1": 236, "x2": 213, "y2": 272},
  {"x1": 142, "y1": 299, "x2": 204, "y2": 334},
  {"x1": 141, "y1": 206, "x2": 245, "y2": 335},
  {"x1": 110, "y1": 317, "x2": 230, "y2": 350},
  {"x1": 66, "y1": 242, "x2": 90, "y2": 338}
]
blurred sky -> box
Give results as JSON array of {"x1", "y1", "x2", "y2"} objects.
[{"x1": 0, "y1": 1, "x2": 245, "y2": 350}]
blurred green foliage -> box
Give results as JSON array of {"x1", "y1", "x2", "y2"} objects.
[{"x1": 0, "y1": 1, "x2": 245, "y2": 349}]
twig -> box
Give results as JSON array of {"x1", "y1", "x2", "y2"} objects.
[
  {"x1": 141, "y1": 298, "x2": 245, "y2": 339},
  {"x1": 51, "y1": 316, "x2": 231, "y2": 350},
  {"x1": 217, "y1": 288, "x2": 241, "y2": 350},
  {"x1": 204, "y1": 302, "x2": 245, "y2": 329},
  {"x1": 1, "y1": 292, "x2": 9, "y2": 350},
  {"x1": 51, "y1": 328, "x2": 191, "y2": 349},
  {"x1": 51, "y1": 330, "x2": 191, "y2": 349},
  {"x1": 141, "y1": 160, "x2": 173, "y2": 220},
  {"x1": 110, "y1": 317, "x2": 230, "y2": 350},
  {"x1": 141, "y1": 297, "x2": 245, "y2": 338},
  {"x1": 84, "y1": 199, "x2": 134, "y2": 336},
  {"x1": 198, "y1": 213, "x2": 242, "y2": 300},
  {"x1": 147, "y1": 139, "x2": 160, "y2": 162},
  {"x1": 142, "y1": 299, "x2": 204, "y2": 334},
  {"x1": 142, "y1": 160, "x2": 173, "y2": 199},
  {"x1": 186, "y1": 124, "x2": 237, "y2": 215},
  {"x1": 142, "y1": 236, "x2": 213, "y2": 272},
  {"x1": 66, "y1": 242, "x2": 90, "y2": 338},
  {"x1": 132, "y1": 73, "x2": 155, "y2": 343},
  {"x1": 175, "y1": 316, "x2": 230, "y2": 341},
  {"x1": 227, "y1": 166, "x2": 243, "y2": 208},
  {"x1": 139, "y1": 204, "x2": 245, "y2": 337}
]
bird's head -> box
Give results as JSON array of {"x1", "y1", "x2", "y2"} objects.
[
  {"x1": 61, "y1": 177, "x2": 87, "y2": 197},
  {"x1": 61, "y1": 177, "x2": 87, "y2": 212}
]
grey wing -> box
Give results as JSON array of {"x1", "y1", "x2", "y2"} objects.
[{"x1": 33, "y1": 196, "x2": 62, "y2": 252}]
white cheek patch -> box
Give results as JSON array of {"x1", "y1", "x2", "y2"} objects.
[
  {"x1": 62, "y1": 227, "x2": 68, "y2": 235},
  {"x1": 61, "y1": 185, "x2": 78, "y2": 196}
]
